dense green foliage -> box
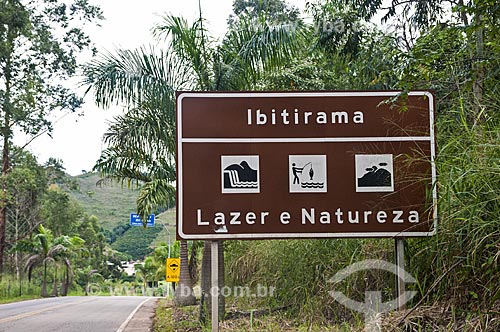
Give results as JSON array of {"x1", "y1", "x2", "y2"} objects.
[
  {"x1": 111, "y1": 226, "x2": 162, "y2": 260},
  {"x1": 221, "y1": 1, "x2": 500, "y2": 330},
  {"x1": 0, "y1": 0, "x2": 103, "y2": 275},
  {"x1": 0, "y1": 151, "x2": 140, "y2": 299}
]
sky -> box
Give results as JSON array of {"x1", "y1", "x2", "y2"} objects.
[{"x1": 15, "y1": 0, "x2": 306, "y2": 175}]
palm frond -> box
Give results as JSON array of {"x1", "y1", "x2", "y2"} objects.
[
  {"x1": 24, "y1": 254, "x2": 43, "y2": 282},
  {"x1": 94, "y1": 144, "x2": 175, "y2": 185},
  {"x1": 154, "y1": 15, "x2": 213, "y2": 90},
  {"x1": 48, "y1": 244, "x2": 69, "y2": 258},
  {"x1": 102, "y1": 106, "x2": 176, "y2": 159},
  {"x1": 136, "y1": 179, "x2": 176, "y2": 225},
  {"x1": 34, "y1": 225, "x2": 52, "y2": 255},
  {"x1": 219, "y1": 15, "x2": 304, "y2": 89},
  {"x1": 82, "y1": 46, "x2": 193, "y2": 108}
]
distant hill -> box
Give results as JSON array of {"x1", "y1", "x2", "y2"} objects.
[
  {"x1": 69, "y1": 172, "x2": 178, "y2": 259},
  {"x1": 151, "y1": 208, "x2": 177, "y2": 247},
  {"x1": 110, "y1": 225, "x2": 162, "y2": 259},
  {"x1": 69, "y1": 172, "x2": 139, "y2": 231},
  {"x1": 109, "y1": 209, "x2": 177, "y2": 260}
]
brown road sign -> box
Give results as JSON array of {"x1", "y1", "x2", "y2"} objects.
[{"x1": 176, "y1": 91, "x2": 437, "y2": 240}]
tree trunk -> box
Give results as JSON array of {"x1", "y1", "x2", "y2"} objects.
[
  {"x1": 61, "y1": 265, "x2": 70, "y2": 296},
  {"x1": 189, "y1": 241, "x2": 199, "y2": 284},
  {"x1": 174, "y1": 240, "x2": 196, "y2": 306},
  {"x1": 0, "y1": 86, "x2": 9, "y2": 280},
  {"x1": 41, "y1": 262, "x2": 48, "y2": 297},
  {"x1": 51, "y1": 266, "x2": 58, "y2": 297},
  {"x1": 0, "y1": 17, "x2": 14, "y2": 280},
  {"x1": 14, "y1": 214, "x2": 20, "y2": 284},
  {"x1": 472, "y1": 13, "x2": 485, "y2": 123},
  {"x1": 0, "y1": 158, "x2": 7, "y2": 279}
]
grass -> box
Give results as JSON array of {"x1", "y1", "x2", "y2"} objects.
[
  {"x1": 154, "y1": 299, "x2": 203, "y2": 331},
  {"x1": 0, "y1": 277, "x2": 42, "y2": 304},
  {"x1": 0, "y1": 294, "x2": 41, "y2": 304},
  {"x1": 382, "y1": 302, "x2": 500, "y2": 331},
  {"x1": 69, "y1": 172, "x2": 140, "y2": 231},
  {"x1": 153, "y1": 298, "x2": 363, "y2": 332},
  {"x1": 152, "y1": 208, "x2": 177, "y2": 247},
  {"x1": 154, "y1": 297, "x2": 500, "y2": 331}
]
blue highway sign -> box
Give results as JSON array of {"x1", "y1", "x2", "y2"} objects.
[{"x1": 130, "y1": 213, "x2": 155, "y2": 227}]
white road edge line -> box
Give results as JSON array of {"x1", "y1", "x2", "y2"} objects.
[{"x1": 115, "y1": 298, "x2": 151, "y2": 332}]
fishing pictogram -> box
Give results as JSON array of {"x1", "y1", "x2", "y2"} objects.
[{"x1": 289, "y1": 155, "x2": 327, "y2": 193}]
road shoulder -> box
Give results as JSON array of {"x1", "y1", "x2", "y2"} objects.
[{"x1": 121, "y1": 298, "x2": 158, "y2": 332}]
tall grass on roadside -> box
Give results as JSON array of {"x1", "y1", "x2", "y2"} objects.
[
  {"x1": 406, "y1": 106, "x2": 500, "y2": 311},
  {"x1": 226, "y1": 238, "x2": 397, "y2": 326},
  {"x1": 225, "y1": 102, "x2": 500, "y2": 328},
  {"x1": 0, "y1": 274, "x2": 41, "y2": 303}
]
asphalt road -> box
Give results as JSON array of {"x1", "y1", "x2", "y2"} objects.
[{"x1": 0, "y1": 296, "x2": 151, "y2": 332}]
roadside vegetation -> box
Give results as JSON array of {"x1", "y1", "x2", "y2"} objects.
[{"x1": 103, "y1": 0, "x2": 496, "y2": 330}]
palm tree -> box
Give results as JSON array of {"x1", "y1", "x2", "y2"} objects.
[
  {"x1": 136, "y1": 257, "x2": 161, "y2": 295},
  {"x1": 174, "y1": 239, "x2": 196, "y2": 305},
  {"x1": 83, "y1": 12, "x2": 301, "y2": 313},
  {"x1": 25, "y1": 225, "x2": 52, "y2": 297},
  {"x1": 134, "y1": 262, "x2": 148, "y2": 293},
  {"x1": 24, "y1": 225, "x2": 84, "y2": 297},
  {"x1": 81, "y1": 266, "x2": 101, "y2": 296},
  {"x1": 83, "y1": 47, "x2": 196, "y2": 306},
  {"x1": 53, "y1": 235, "x2": 85, "y2": 296},
  {"x1": 154, "y1": 14, "x2": 301, "y2": 318}
]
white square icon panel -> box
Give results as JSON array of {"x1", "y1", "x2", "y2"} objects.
[
  {"x1": 355, "y1": 154, "x2": 394, "y2": 192},
  {"x1": 221, "y1": 155, "x2": 260, "y2": 194},
  {"x1": 289, "y1": 155, "x2": 327, "y2": 193}
]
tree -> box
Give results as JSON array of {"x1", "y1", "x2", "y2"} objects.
[
  {"x1": 76, "y1": 215, "x2": 105, "y2": 270},
  {"x1": 329, "y1": 0, "x2": 499, "y2": 123},
  {"x1": 258, "y1": 5, "x2": 401, "y2": 91},
  {"x1": 0, "y1": 0, "x2": 103, "y2": 276},
  {"x1": 83, "y1": 7, "x2": 300, "y2": 314},
  {"x1": 228, "y1": 0, "x2": 300, "y2": 26},
  {"x1": 5, "y1": 149, "x2": 46, "y2": 281},
  {"x1": 24, "y1": 225, "x2": 84, "y2": 297},
  {"x1": 41, "y1": 188, "x2": 82, "y2": 237},
  {"x1": 174, "y1": 240, "x2": 196, "y2": 306},
  {"x1": 51, "y1": 234, "x2": 85, "y2": 296},
  {"x1": 83, "y1": 46, "x2": 195, "y2": 306},
  {"x1": 134, "y1": 256, "x2": 157, "y2": 293},
  {"x1": 44, "y1": 158, "x2": 79, "y2": 191},
  {"x1": 156, "y1": 12, "x2": 301, "y2": 317}
]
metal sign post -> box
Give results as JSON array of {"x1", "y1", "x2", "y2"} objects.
[
  {"x1": 395, "y1": 238, "x2": 406, "y2": 309},
  {"x1": 211, "y1": 241, "x2": 219, "y2": 332}
]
